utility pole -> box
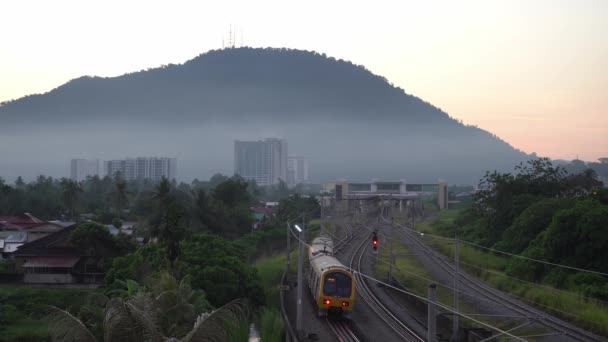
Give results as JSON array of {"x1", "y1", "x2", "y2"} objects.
[
  {"x1": 389, "y1": 216, "x2": 394, "y2": 283},
  {"x1": 411, "y1": 200, "x2": 416, "y2": 229},
  {"x1": 428, "y1": 283, "x2": 437, "y2": 342},
  {"x1": 286, "y1": 222, "x2": 291, "y2": 273},
  {"x1": 296, "y1": 215, "x2": 306, "y2": 337},
  {"x1": 451, "y1": 238, "x2": 460, "y2": 341}
]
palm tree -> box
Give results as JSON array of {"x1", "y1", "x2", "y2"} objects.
[
  {"x1": 150, "y1": 178, "x2": 185, "y2": 265},
  {"x1": 47, "y1": 296, "x2": 249, "y2": 342},
  {"x1": 60, "y1": 178, "x2": 83, "y2": 219},
  {"x1": 112, "y1": 176, "x2": 129, "y2": 218},
  {"x1": 150, "y1": 272, "x2": 212, "y2": 337}
]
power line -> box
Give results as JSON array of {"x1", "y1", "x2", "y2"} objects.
[
  {"x1": 372, "y1": 236, "x2": 606, "y2": 327},
  {"x1": 392, "y1": 221, "x2": 608, "y2": 277},
  {"x1": 460, "y1": 240, "x2": 608, "y2": 277},
  {"x1": 454, "y1": 257, "x2": 608, "y2": 306},
  {"x1": 353, "y1": 269, "x2": 528, "y2": 341},
  {"x1": 389, "y1": 229, "x2": 605, "y2": 325},
  {"x1": 392, "y1": 224, "x2": 608, "y2": 304}
]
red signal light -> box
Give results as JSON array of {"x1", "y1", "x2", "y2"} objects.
[
  {"x1": 341, "y1": 301, "x2": 349, "y2": 307},
  {"x1": 372, "y1": 240, "x2": 378, "y2": 246},
  {"x1": 323, "y1": 298, "x2": 331, "y2": 305}
]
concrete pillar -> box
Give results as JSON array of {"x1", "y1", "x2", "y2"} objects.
[{"x1": 428, "y1": 283, "x2": 437, "y2": 342}]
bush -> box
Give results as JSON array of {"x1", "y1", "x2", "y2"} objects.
[{"x1": 259, "y1": 308, "x2": 284, "y2": 342}]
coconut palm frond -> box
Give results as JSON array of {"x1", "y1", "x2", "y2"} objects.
[
  {"x1": 104, "y1": 297, "x2": 143, "y2": 342},
  {"x1": 86, "y1": 292, "x2": 110, "y2": 308},
  {"x1": 125, "y1": 293, "x2": 164, "y2": 342},
  {"x1": 181, "y1": 299, "x2": 249, "y2": 342},
  {"x1": 46, "y1": 306, "x2": 98, "y2": 342}
]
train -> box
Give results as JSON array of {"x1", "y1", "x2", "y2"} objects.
[{"x1": 307, "y1": 234, "x2": 356, "y2": 318}]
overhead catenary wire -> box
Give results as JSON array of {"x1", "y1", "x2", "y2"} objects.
[
  {"x1": 380, "y1": 213, "x2": 608, "y2": 304},
  {"x1": 389, "y1": 227, "x2": 600, "y2": 324},
  {"x1": 391, "y1": 220, "x2": 608, "y2": 277},
  {"x1": 349, "y1": 209, "x2": 603, "y2": 341},
  {"x1": 377, "y1": 213, "x2": 607, "y2": 328},
  {"x1": 453, "y1": 256, "x2": 608, "y2": 306},
  {"x1": 368, "y1": 219, "x2": 603, "y2": 325},
  {"x1": 350, "y1": 266, "x2": 528, "y2": 341},
  {"x1": 388, "y1": 228, "x2": 601, "y2": 324}
]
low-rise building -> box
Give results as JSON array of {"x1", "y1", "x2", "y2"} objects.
[
  {"x1": 0, "y1": 215, "x2": 64, "y2": 257},
  {"x1": 12, "y1": 224, "x2": 105, "y2": 286}
]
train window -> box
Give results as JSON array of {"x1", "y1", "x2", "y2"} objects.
[{"x1": 323, "y1": 272, "x2": 352, "y2": 297}]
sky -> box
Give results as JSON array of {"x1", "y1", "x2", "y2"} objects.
[{"x1": 1, "y1": 0, "x2": 607, "y2": 161}]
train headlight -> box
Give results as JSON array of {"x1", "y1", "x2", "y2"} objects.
[
  {"x1": 341, "y1": 301, "x2": 349, "y2": 307},
  {"x1": 323, "y1": 298, "x2": 331, "y2": 305}
]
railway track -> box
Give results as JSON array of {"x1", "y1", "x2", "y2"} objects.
[
  {"x1": 348, "y1": 218, "x2": 426, "y2": 342},
  {"x1": 322, "y1": 214, "x2": 370, "y2": 342},
  {"x1": 326, "y1": 318, "x2": 361, "y2": 342},
  {"x1": 388, "y1": 215, "x2": 606, "y2": 342}
]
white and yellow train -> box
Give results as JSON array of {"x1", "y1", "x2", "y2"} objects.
[{"x1": 307, "y1": 235, "x2": 356, "y2": 318}]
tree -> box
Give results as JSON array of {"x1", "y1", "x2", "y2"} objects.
[
  {"x1": 70, "y1": 222, "x2": 135, "y2": 263},
  {"x1": 150, "y1": 178, "x2": 186, "y2": 265},
  {"x1": 208, "y1": 173, "x2": 229, "y2": 189},
  {"x1": 106, "y1": 243, "x2": 170, "y2": 285},
  {"x1": 473, "y1": 158, "x2": 568, "y2": 246},
  {"x1": 495, "y1": 197, "x2": 574, "y2": 253},
  {"x1": 149, "y1": 272, "x2": 212, "y2": 337},
  {"x1": 179, "y1": 234, "x2": 264, "y2": 307},
  {"x1": 112, "y1": 176, "x2": 129, "y2": 218},
  {"x1": 46, "y1": 295, "x2": 249, "y2": 342},
  {"x1": 212, "y1": 177, "x2": 250, "y2": 207},
  {"x1": 112, "y1": 218, "x2": 123, "y2": 229},
  {"x1": 60, "y1": 178, "x2": 83, "y2": 219},
  {"x1": 14, "y1": 176, "x2": 25, "y2": 190}
]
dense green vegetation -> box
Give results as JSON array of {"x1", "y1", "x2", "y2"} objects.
[
  {"x1": 0, "y1": 172, "x2": 320, "y2": 341},
  {"x1": 433, "y1": 159, "x2": 608, "y2": 295},
  {"x1": 0, "y1": 286, "x2": 93, "y2": 342},
  {"x1": 415, "y1": 158, "x2": 608, "y2": 334},
  {"x1": 0, "y1": 173, "x2": 311, "y2": 222}
]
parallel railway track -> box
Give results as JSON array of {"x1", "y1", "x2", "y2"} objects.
[
  {"x1": 326, "y1": 318, "x2": 360, "y2": 342},
  {"x1": 388, "y1": 214, "x2": 606, "y2": 342},
  {"x1": 347, "y1": 218, "x2": 425, "y2": 342}
]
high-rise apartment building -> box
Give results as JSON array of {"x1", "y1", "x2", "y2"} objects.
[
  {"x1": 103, "y1": 157, "x2": 177, "y2": 181},
  {"x1": 70, "y1": 159, "x2": 100, "y2": 182},
  {"x1": 234, "y1": 138, "x2": 288, "y2": 186},
  {"x1": 287, "y1": 156, "x2": 309, "y2": 187}
]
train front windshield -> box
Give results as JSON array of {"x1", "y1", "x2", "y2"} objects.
[{"x1": 323, "y1": 272, "x2": 352, "y2": 297}]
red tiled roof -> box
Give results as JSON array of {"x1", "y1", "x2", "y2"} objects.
[
  {"x1": 0, "y1": 216, "x2": 57, "y2": 230},
  {"x1": 0, "y1": 216, "x2": 37, "y2": 224}
]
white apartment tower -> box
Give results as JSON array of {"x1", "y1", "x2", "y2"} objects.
[
  {"x1": 287, "y1": 156, "x2": 309, "y2": 187},
  {"x1": 234, "y1": 138, "x2": 288, "y2": 186},
  {"x1": 104, "y1": 157, "x2": 177, "y2": 181},
  {"x1": 70, "y1": 159, "x2": 100, "y2": 182}
]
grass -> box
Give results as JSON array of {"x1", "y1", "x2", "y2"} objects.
[
  {"x1": 254, "y1": 252, "x2": 296, "y2": 342},
  {"x1": 0, "y1": 318, "x2": 50, "y2": 342},
  {"x1": 372, "y1": 236, "x2": 538, "y2": 336},
  {"x1": 259, "y1": 308, "x2": 284, "y2": 342},
  {"x1": 416, "y1": 210, "x2": 608, "y2": 337},
  {"x1": 0, "y1": 285, "x2": 96, "y2": 342}
]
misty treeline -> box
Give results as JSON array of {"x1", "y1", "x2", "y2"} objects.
[
  {"x1": 435, "y1": 158, "x2": 608, "y2": 299},
  {"x1": 0, "y1": 173, "x2": 301, "y2": 227}
]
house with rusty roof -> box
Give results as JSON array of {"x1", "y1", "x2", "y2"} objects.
[
  {"x1": 11, "y1": 224, "x2": 106, "y2": 286},
  {"x1": 0, "y1": 215, "x2": 64, "y2": 258}
]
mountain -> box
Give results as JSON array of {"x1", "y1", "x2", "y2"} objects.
[{"x1": 0, "y1": 47, "x2": 529, "y2": 183}]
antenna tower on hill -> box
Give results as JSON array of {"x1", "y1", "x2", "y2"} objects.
[{"x1": 222, "y1": 25, "x2": 243, "y2": 49}]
